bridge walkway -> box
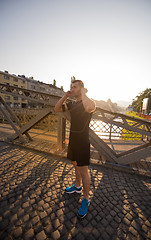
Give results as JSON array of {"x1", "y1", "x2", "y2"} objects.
[{"x1": 0, "y1": 141, "x2": 151, "y2": 240}]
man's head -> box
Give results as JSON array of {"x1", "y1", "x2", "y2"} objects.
[{"x1": 71, "y1": 80, "x2": 84, "y2": 98}]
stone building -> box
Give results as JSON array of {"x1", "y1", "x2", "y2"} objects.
[
  {"x1": 0, "y1": 70, "x2": 64, "y2": 108},
  {"x1": 0, "y1": 70, "x2": 28, "y2": 108}
]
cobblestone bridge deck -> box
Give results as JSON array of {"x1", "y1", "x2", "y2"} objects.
[{"x1": 0, "y1": 141, "x2": 151, "y2": 240}]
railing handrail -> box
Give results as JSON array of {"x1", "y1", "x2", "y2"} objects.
[
  {"x1": 0, "y1": 82, "x2": 150, "y2": 128},
  {"x1": 95, "y1": 107, "x2": 151, "y2": 125}
]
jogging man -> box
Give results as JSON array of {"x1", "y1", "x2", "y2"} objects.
[{"x1": 54, "y1": 80, "x2": 96, "y2": 218}]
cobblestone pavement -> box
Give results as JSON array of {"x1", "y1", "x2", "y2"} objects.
[{"x1": 0, "y1": 142, "x2": 151, "y2": 240}]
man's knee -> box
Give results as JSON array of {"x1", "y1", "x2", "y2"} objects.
[{"x1": 77, "y1": 166, "x2": 89, "y2": 176}]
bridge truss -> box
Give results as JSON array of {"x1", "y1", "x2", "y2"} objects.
[{"x1": 0, "y1": 83, "x2": 151, "y2": 176}]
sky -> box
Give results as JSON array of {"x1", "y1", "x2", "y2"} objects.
[{"x1": 0, "y1": 0, "x2": 151, "y2": 104}]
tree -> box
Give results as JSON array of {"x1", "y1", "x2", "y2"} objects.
[
  {"x1": 53, "y1": 79, "x2": 56, "y2": 86},
  {"x1": 130, "y1": 88, "x2": 151, "y2": 112},
  {"x1": 70, "y1": 76, "x2": 76, "y2": 89},
  {"x1": 71, "y1": 76, "x2": 76, "y2": 83}
]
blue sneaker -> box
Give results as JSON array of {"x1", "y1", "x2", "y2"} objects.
[
  {"x1": 78, "y1": 198, "x2": 90, "y2": 219},
  {"x1": 65, "y1": 184, "x2": 82, "y2": 194}
]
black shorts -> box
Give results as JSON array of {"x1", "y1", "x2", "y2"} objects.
[{"x1": 67, "y1": 141, "x2": 90, "y2": 167}]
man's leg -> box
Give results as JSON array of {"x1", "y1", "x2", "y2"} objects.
[
  {"x1": 77, "y1": 166, "x2": 90, "y2": 200},
  {"x1": 72, "y1": 161, "x2": 82, "y2": 187},
  {"x1": 65, "y1": 161, "x2": 82, "y2": 194}
]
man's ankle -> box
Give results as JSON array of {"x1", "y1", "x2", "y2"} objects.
[
  {"x1": 83, "y1": 196, "x2": 89, "y2": 200},
  {"x1": 75, "y1": 184, "x2": 82, "y2": 188}
]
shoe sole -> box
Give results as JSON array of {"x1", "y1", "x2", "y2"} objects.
[
  {"x1": 78, "y1": 213, "x2": 87, "y2": 219},
  {"x1": 65, "y1": 189, "x2": 82, "y2": 194}
]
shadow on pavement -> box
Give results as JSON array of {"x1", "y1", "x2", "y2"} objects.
[{"x1": 0, "y1": 142, "x2": 151, "y2": 240}]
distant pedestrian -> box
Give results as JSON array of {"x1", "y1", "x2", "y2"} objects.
[{"x1": 54, "y1": 80, "x2": 96, "y2": 218}]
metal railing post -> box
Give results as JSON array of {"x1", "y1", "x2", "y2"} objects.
[
  {"x1": 109, "y1": 124, "x2": 112, "y2": 141},
  {"x1": 57, "y1": 116, "x2": 66, "y2": 151}
]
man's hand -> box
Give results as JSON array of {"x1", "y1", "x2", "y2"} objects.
[
  {"x1": 65, "y1": 90, "x2": 73, "y2": 98},
  {"x1": 81, "y1": 88, "x2": 88, "y2": 94},
  {"x1": 81, "y1": 87, "x2": 96, "y2": 113},
  {"x1": 54, "y1": 90, "x2": 72, "y2": 112}
]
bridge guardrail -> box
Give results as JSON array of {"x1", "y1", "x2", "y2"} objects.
[{"x1": 0, "y1": 83, "x2": 151, "y2": 176}]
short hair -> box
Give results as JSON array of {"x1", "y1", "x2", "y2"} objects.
[{"x1": 72, "y1": 80, "x2": 84, "y2": 88}]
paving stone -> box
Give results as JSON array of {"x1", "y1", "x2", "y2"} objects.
[
  {"x1": 125, "y1": 213, "x2": 133, "y2": 221},
  {"x1": 6, "y1": 222, "x2": 16, "y2": 234},
  {"x1": 129, "y1": 226, "x2": 138, "y2": 237},
  {"x1": 91, "y1": 219, "x2": 97, "y2": 227},
  {"x1": 92, "y1": 228, "x2": 100, "y2": 238},
  {"x1": 50, "y1": 212, "x2": 56, "y2": 221},
  {"x1": 10, "y1": 213, "x2": 18, "y2": 222},
  {"x1": 32, "y1": 215, "x2": 40, "y2": 225},
  {"x1": 36, "y1": 230, "x2": 47, "y2": 240},
  {"x1": 3, "y1": 209, "x2": 11, "y2": 218},
  {"x1": 75, "y1": 232, "x2": 85, "y2": 240},
  {"x1": 147, "y1": 232, "x2": 151, "y2": 240},
  {"x1": 30, "y1": 210, "x2": 37, "y2": 218},
  {"x1": 0, "y1": 231, "x2": 8, "y2": 240},
  {"x1": 145, "y1": 220, "x2": 151, "y2": 228},
  {"x1": 43, "y1": 203, "x2": 49, "y2": 210},
  {"x1": 58, "y1": 215, "x2": 65, "y2": 225},
  {"x1": 34, "y1": 223, "x2": 43, "y2": 234},
  {"x1": 105, "y1": 225, "x2": 114, "y2": 236},
  {"x1": 66, "y1": 211, "x2": 75, "y2": 219},
  {"x1": 41, "y1": 216, "x2": 51, "y2": 227},
  {"x1": 101, "y1": 218, "x2": 108, "y2": 227},
  {"x1": 22, "y1": 202, "x2": 30, "y2": 209},
  {"x1": 91, "y1": 209, "x2": 98, "y2": 216},
  {"x1": 95, "y1": 215, "x2": 102, "y2": 222},
  {"x1": 65, "y1": 219, "x2": 73, "y2": 230},
  {"x1": 101, "y1": 231, "x2": 110, "y2": 240},
  {"x1": 56, "y1": 209, "x2": 63, "y2": 217},
  {"x1": 12, "y1": 204, "x2": 21, "y2": 213},
  {"x1": 85, "y1": 234, "x2": 96, "y2": 240},
  {"x1": 23, "y1": 214, "x2": 30, "y2": 222},
  {"x1": 142, "y1": 224, "x2": 148, "y2": 233},
  {"x1": 39, "y1": 211, "x2": 47, "y2": 220},
  {"x1": 45, "y1": 223, "x2": 53, "y2": 235},
  {"x1": 110, "y1": 220, "x2": 119, "y2": 229},
  {"x1": 12, "y1": 227, "x2": 23, "y2": 238},
  {"x1": 38, "y1": 200, "x2": 45, "y2": 206},
  {"x1": 24, "y1": 228, "x2": 34, "y2": 240},
  {"x1": 29, "y1": 199, "x2": 35, "y2": 205},
  {"x1": 123, "y1": 217, "x2": 131, "y2": 226},
  {"x1": 53, "y1": 218, "x2": 60, "y2": 229},
  {"x1": 1, "y1": 200, "x2": 8, "y2": 207},
  {"x1": 106, "y1": 214, "x2": 113, "y2": 222},
  {"x1": 51, "y1": 230, "x2": 60, "y2": 239},
  {"x1": 85, "y1": 212, "x2": 93, "y2": 222},
  {"x1": 58, "y1": 224, "x2": 67, "y2": 236},
  {"x1": 80, "y1": 218, "x2": 88, "y2": 226}
]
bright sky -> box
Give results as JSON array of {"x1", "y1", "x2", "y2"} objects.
[{"x1": 0, "y1": 0, "x2": 151, "y2": 103}]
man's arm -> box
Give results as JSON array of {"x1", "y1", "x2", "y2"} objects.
[
  {"x1": 54, "y1": 91, "x2": 72, "y2": 112},
  {"x1": 81, "y1": 88, "x2": 96, "y2": 113}
]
